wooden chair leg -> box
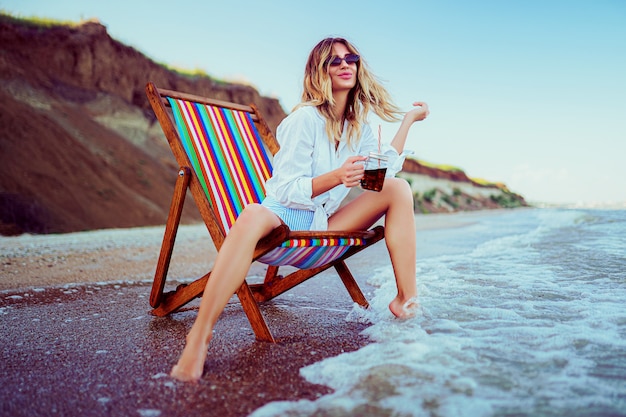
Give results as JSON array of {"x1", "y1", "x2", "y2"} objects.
[
  {"x1": 152, "y1": 272, "x2": 276, "y2": 344},
  {"x1": 151, "y1": 273, "x2": 209, "y2": 317},
  {"x1": 236, "y1": 282, "x2": 276, "y2": 342},
  {"x1": 250, "y1": 265, "x2": 329, "y2": 302},
  {"x1": 151, "y1": 167, "x2": 191, "y2": 308},
  {"x1": 335, "y1": 260, "x2": 369, "y2": 308},
  {"x1": 263, "y1": 265, "x2": 280, "y2": 284}
]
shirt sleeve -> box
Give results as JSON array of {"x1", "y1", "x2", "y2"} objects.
[{"x1": 266, "y1": 109, "x2": 317, "y2": 210}]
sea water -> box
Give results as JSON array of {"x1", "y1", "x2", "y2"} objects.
[{"x1": 251, "y1": 208, "x2": 626, "y2": 417}]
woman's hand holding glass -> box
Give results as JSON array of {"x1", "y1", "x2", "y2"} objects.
[{"x1": 339, "y1": 155, "x2": 367, "y2": 188}]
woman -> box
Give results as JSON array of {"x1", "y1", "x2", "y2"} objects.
[{"x1": 171, "y1": 37, "x2": 429, "y2": 382}]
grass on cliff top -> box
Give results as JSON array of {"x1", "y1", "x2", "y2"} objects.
[
  {"x1": 409, "y1": 156, "x2": 507, "y2": 190},
  {"x1": 1, "y1": 11, "x2": 230, "y2": 86},
  {"x1": 1, "y1": 10, "x2": 82, "y2": 28},
  {"x1": 161, "y1": 64, "x2": 230, "y2": 85},
  {"x1": 415, "y1": 158, "x2": 464, "y2": 173},
  {"x1": 473, "y1": 178, "x2": 509, "y2": 191}
]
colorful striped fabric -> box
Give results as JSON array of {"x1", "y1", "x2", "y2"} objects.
[
  {"x1": 257, "y1": 245, "x2": 354, "y2": 269},
  {"x1": 168, "y1": 98, "x2": 272, "y2": 235},
  {"x1": 278, "y1": 238, "x2": 363, "y2": 248},
  {"x1": 256, "y1": 237, "x2": 364, "y2": 269},
  {"x1": 167, "y1": 97, "x2": 368, "y2": 269}
]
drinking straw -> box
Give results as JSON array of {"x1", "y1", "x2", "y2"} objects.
[{"x1": 377, "y1": 125, "x2": 381, "y2": 166}]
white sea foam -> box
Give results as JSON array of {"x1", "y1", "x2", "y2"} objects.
[
  {"x1": 137, "y1": 410, "x2": 161, "y2": 417},
  {"x1": 0, "y1": 224, "x2": 208, "y2": 259},
  {"x1": 251, "y1": 208, "x2": 626, "y2": 417}
]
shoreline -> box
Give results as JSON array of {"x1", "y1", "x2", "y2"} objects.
[{"x1": 0, "y1": 209, "x2": 514, "y2": 293}]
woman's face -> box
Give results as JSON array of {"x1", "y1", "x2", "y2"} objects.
[{"x1": 328, "y1": 42, "x2": 358, "y2": 93}]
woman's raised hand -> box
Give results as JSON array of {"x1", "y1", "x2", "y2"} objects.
[{"x1": 405, "y1": 102, "x2": 429, "y2": 123}]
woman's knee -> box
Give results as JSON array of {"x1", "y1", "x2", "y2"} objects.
[
  {"x1": 383, "y1": 177, "x2": 413, "y2": 200},
  {"x1": 237, "y1": 203, "x2": 280, "y2": 229}
]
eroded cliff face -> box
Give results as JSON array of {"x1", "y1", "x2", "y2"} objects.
[
  {"x1": 0, "y1": 15, "x2": 525, "y2": 235},
  {"x1": 0, "y1": 16, "x2": 286, "y2": 235},
  {"x1": 0, "y1": 18, "x2": 286, "y2": 126},
  {"x1": 399, "y1": 158, "x2": 527, "y2": 213}
]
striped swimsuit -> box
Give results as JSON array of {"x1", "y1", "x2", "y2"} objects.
[{"x1": 261, "y1": 196, "x2": 315, "y2": 231}]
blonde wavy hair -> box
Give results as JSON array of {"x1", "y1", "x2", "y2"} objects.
[{"x1": 295, "y1": 37, "x2": 402, "y2": 148}]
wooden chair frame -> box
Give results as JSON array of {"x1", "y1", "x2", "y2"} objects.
[{"x1": 145, "y1": 82, "x2": 385, "y2": 342}]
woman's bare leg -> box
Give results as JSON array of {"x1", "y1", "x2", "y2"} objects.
[
  {"x1": 170, "y1": 204, "x2": 281, "y2": 382},
  {"x1": 328, "y1": 178, "x2": 418, "y2": 318}
]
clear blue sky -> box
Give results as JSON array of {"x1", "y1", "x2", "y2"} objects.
[{"x1": 3, "y1": 0, "x2": 626, "y2": 205}]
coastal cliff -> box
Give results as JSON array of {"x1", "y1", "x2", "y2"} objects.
[{"x1": 0, "y1": 14, "x2": 526, "y2": 236}]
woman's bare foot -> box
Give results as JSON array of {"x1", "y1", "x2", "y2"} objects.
[
  {"x1": 170, "y1": 331, "x2": 212, "y2": 382},
  {"x1": 389, "y1": 296, "x2": 419, "y2": 320}
]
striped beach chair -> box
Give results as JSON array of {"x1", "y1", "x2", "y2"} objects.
[{"x1": 145, "y1": 82, "x2": 384, "y2": 342}]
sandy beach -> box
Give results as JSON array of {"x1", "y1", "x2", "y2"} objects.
[
  {"x1": 0, "y1": 212, "x2": 490, "y2": 417},
  {"x1": 0, "y1": 212, "x2": 484, "y2": 292}
]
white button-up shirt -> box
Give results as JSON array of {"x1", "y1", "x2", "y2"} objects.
[{"x1": 264, "y1": 106, "x2": 409, "y2": 230}]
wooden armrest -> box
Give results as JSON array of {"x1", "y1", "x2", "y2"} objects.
[{"x1": 252, "y1": 224, "x2": 290, "y2": 258}]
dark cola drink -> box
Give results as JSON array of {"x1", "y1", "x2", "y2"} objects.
[
  {"x1": 360, "y1": 152, "x2": 388, "y2": 192},
  {"x1": 361, "y1": 167, "x2": 387, "y2": 192}
]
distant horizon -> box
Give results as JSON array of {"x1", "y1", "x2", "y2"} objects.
[
  {"x1": 530, "y1": 200, "x2": 626, "y2": 210},
  {"x1": 2, "y1": 1, "x2": 625, "y2": 205}
]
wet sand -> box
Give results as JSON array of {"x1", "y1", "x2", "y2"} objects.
[{"x1": 0, "y1": 212, "x2": 492, "y2": 417}]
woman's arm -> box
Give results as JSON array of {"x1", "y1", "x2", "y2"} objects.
[{"x1": 311, "y1": 155, "x2": 366, "y2": 198}]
